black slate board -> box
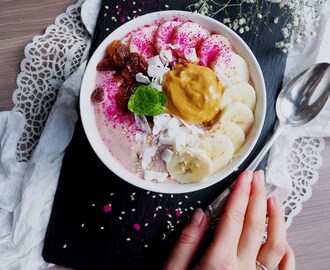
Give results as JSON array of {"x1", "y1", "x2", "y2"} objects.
[{"x1": 43, "y1": 1, "x2": 288, "y2": 269}]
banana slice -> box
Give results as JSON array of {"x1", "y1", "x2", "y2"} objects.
[
  {"x1": 197, "y1": 34, "x2": 231, "y2": 66},
  {"x1": 129, "y1": 25, "x2": 158, "y2": 60},
  {"x1": 219, "y1": 102, "x2": 254, "y2": 134},
  {"x1": 211, "y1": 120, "x2": 245, "y2": 153},
  {"x1": 199, "y1": 134, "x2": 235, "y2": 174},
  {"x1": 167, "y1": 148, "x2": 212, "y2": 183},
  {"x1": 211, "y1": 51, "x2": 249, "y2": 84},
  {"x1": 220, "y1": 82, "x2": 256, "y2": 111},
  {"x1": 171, "y1": 22, "x2": 209, "y2": 59}
]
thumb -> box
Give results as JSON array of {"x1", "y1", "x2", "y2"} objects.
[{"x1": 163, "y1": 208, "x2": 208, "y2": 270}]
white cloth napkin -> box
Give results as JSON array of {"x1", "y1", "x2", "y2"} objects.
[
  {"x1": 265, "y1": 1, "x2": 330, "y2": 200},
  {"x1": 0, "y1": 64, "x2": 87, "y2": 270}
]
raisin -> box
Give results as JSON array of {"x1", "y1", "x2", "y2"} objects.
[
  {"x1": 122, "y1": 81, "x2": 137, "y2": 94},
  {"x1": 91, "y1": 87, "x2": 104, "y2": 103},
  {"x1": 121, "y1": 68, "x2": 135, "y2": 83},
  {"x1": 107, "y1": 40, "x2": 122, "y2": 57},
  {"x1": 98, "y1": 41, "x2": 149, "y2": 114},
  {"x1": 115, "y1": 88, "x2": 131, "y2": 113},
  {"x1": 126, "y1": 53, "x2": 148, "y2": 75},
  {"x1": 113, "y1": 44, "x2": 130, "y2": 68},
  {"x1": 96, "y1": 58, "x2": 115, "y2": 71}
]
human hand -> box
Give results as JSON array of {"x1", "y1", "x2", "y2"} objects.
[{"x1": 163, "y1": 170, "x2": 295, "y2": 270}]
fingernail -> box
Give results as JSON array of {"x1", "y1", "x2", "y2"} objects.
[
  {"x1": 272, "y1": 195, "x2": 282, "y2": 208},
  {"x1": 245, "y1": 170, "x2": 253, "y2": 183},
  {"x1": 254, "y1": 170, "x2": 265, "y2": 184},
  {"x1": 191, "y1": 208, "x2": 204, "y2": 225},
  {"x1": 257, "y1": 170, "x2": 265, "y2": 180}
]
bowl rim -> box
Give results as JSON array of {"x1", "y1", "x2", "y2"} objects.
[{"x1": 79, "y1": 10, "x2": 266, "y2": 194}]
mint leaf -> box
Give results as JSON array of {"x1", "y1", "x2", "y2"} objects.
[{"x1": 128, "y1": 85, "x2": 167, "y2": 116}]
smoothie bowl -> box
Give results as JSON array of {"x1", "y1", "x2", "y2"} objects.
[{"x1": 80, "y1": 10, "x2": 266, "y2": 194}]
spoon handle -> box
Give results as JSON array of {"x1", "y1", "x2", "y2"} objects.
[
  {"x1": 206, "y1": 124, "x2": 286, "y2": 229},
  {"x1": 246, "y1": 124, "x2": 286, "y2": 171}
]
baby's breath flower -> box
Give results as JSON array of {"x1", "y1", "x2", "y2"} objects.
[
  {"x1": 223, "y1": 17, "x2": 231, "y2": 23},
  {"x1": 232, "y1": 19, "x2": 239, "y2": 31},
  {"x1": 275, "y1": 41, "x2": 285, "y2": 48},
  {"x1": 239, "y1": 18, "x2": 246, "y2": 25},
  {"x1": 187, "y1": 0, "x2": 327, "y2": 53},
  {"x1": 292, "y1": 17, "x2": 299, "y2": 27},
  {"x1": 281, "y1": 27, "x2": 290, "y2": 39},
  {"x1": 310, "y1": 31, "x2": 317, "y2": 37},
  {"x1": 295, "y1": 34, "x2": 302, "y2": 43}
]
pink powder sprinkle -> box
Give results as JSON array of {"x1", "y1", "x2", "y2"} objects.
[
  {"x1": 120, "y1": 17, "x2": 125, "y2": 23},
  {"x1": 130, "y1": 26, "x2": 157, "y2": 60},
  {"x1": 133, "y1": 223, "x2": 141, "y2": 231},
  {"x1": 155, "y1": 20, "x2": 182, "y2": 52},
  {"x1": 96, "y1": 72, "x2": 136, "y2": 131},
  {"x1": 198, "y1": 35, "x2": 232, "y2": 66},
  {"x1": 175, "y1": 210, "x2": 181, "y2": 218},
  {"x1": 171, "y1": 22, "x2": 208, "y2": 58},
  {"x1": 103, "y1": 204, "x2": 112, "y2": 213}
]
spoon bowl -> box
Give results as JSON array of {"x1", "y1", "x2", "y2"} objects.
[
  {"x1": 248, "y1": 62, "x2": 330, "y2": 170},
  {"x1": 276, "y1": 62, "x2": 330, "y2": 127}
]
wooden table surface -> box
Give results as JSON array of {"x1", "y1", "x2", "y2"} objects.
[{"x1": 1, "y1": 0, "x2": 329, "y2": 269}]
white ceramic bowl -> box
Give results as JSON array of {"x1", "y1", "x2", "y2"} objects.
[{"x1": 80, "y1": 10, "x2": 266, "y2": 194}]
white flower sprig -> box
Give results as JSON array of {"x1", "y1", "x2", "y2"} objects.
[
  {"x1": 187, "y1": 0, "x2": 327, "y2": 52},
  {"x1": 274, "y1": 0, "x2": 325, "y2": 52}
]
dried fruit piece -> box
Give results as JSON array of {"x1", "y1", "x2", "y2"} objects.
[
  {"x1": 97, "y1": 41, "x2": 149, "y2": 114},
  {"x1": 125, "y1": 52, "x2": 148, "y2": 75},
  {"x1": 111, "y1": 41, "x2": 130, "y2": 68},
  {"x1": 115, "y1": 87, "x2": 132, "y2": 113},
  {"x1": 96, "y1": 58, "x2": 115, "y2": 71},
  {"x1": 91, "y1": 87, "x2": 104, "y2": 103},
  {"x1": 107, "y1": 40, "x2": 122, "y2": 56}
]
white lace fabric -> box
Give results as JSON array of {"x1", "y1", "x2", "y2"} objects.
[
  {"x1": 12, "y1": 0, "x2": 90, "y2": 162},
  {"x1": 283, "y1": 137, "x2": 325, "y2": 227},
  {"x1": 0, "y1": 0, "x2": 328, "y2": 269}
]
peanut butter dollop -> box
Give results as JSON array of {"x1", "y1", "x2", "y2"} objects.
[{"x1": 162, "y1": 63, "x2": 224, "y2": 124}]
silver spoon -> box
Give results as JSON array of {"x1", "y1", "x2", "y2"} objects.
[{"x1": 206, "y1": 62, "x2": 330, "y2": 229}]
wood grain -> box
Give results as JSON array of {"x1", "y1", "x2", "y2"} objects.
[
  {"x1": 0, "y1": 0, "x2": 76, "y2": 111},
  {"x1": 0, "y1": 0, "x2": 329, "y2": 269}
]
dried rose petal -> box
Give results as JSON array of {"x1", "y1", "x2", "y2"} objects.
[
  {"x1": 133, "y1": 223, "x2": 141, "y2": 231},
  {"x1": 103, "y1": 204, "x2": 112, "y2": 213}
]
